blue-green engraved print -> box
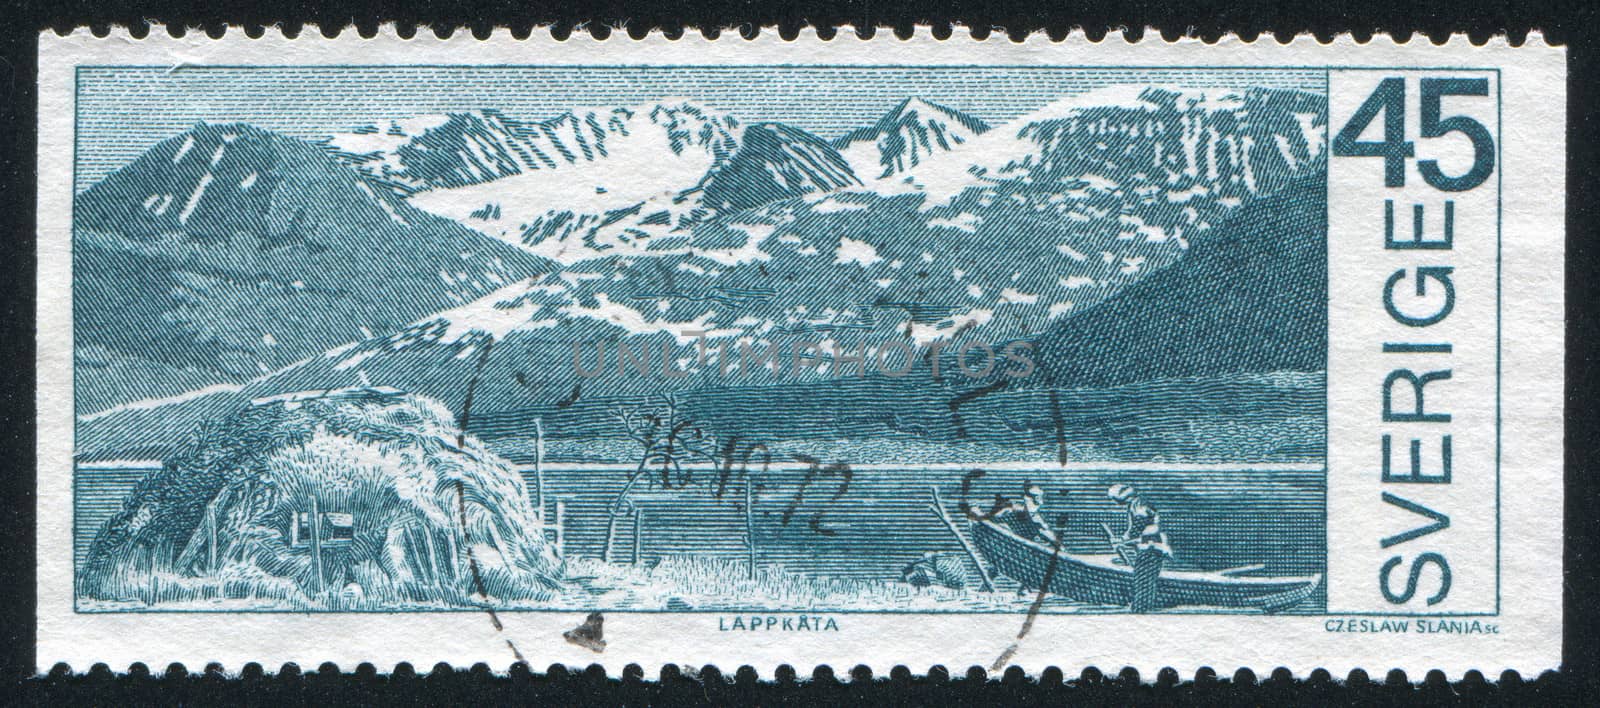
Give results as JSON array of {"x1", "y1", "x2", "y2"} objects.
[{"x1": 72, "y1": 66, "x2": 1329, "y2": 615}]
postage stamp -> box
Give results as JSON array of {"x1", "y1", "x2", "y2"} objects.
[{"x1": 35, "y1": 28, "x2": 1565, "y2": 677}]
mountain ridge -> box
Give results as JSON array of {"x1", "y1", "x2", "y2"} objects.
[
  {"x1": 835, "y1": 97, "x2": 991, "y2": 180},
  {"x1": 1032, "y1": 174, "x2": 1327, "y2": 387},
  {"x1": 393, "y1": 109, "x2": 866, "y2": 264},
  {"x1": 326, "y1": 104, "x2": 743, "y2": 196},
  {"x1": 75, "y1": 174, "x2": 1328, "y2": 463},
  {"x1": 74, "y1": 85, "x2": 1331, "y2": 461},
  {"x1": 698, "y1": 122, "x2": 863, "y2": 212},
  {"x1": 73, "y1": 122, "x2": 549, "y2": 414}
]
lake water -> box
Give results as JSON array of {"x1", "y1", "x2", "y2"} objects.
[{"x1": 75, "y1": 461, "x2": 1325, "y2": 601}]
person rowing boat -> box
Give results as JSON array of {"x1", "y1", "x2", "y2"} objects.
[
  {"x1": 996, "y1": 482, "x2": 1059, "y2": 545},
  {"x1": 1106, "y1": 484, "x2": 1172, "y2": 612}
]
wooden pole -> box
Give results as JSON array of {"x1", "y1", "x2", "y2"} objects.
[
  {"x1": 145, "y1": 543, "x2": 156, "y2": 605},
  {"x1": 207, "y1": 503, "x2": 218, "y2": 573},
  {"x1": 229, "y1": 483, "x2": 252, "y2": 562},
  {"x1": 927, "y1": 487, "x2": 994, "y2": 591},
  {"x1": 421, "y1": 524, "x2": 440, "y2": 587},
  {"x1": 631, "y1": 507, "x2": 643, "y2": 566},
  {"x1": 744, "y1": 475, "x2": 756, "y2": 580},
  {"x1": 603, "y1": 515, "x2": 618, "y2": 564},
  {"x1": 445, "y1": 521, "x2": 459, "y2": 582},
  {"x1": 310, "y1": 496, "x2": 324, "y2": 593},
  {"x1": 533, "y1": 417, "x2": 546, "y2": 521},
  {"x1": 554, "y1": 500, "x2": 567, "y2": 557},
  {"x1": 457, "y1": 338, "x2": 495, "y2": 448},
  {"x1": 603, "y1": 461, "x2": 651, "y2": 562}
]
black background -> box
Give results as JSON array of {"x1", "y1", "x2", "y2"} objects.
[{"x1": 1, "y1": 1, "x2": 1595, "y2": 703}]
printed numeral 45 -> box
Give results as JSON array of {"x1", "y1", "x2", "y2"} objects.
[{"x1": 1333, "y1": 77, "x2": 1495, "y2": 192}]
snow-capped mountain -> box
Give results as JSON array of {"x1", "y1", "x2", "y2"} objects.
[
  {"x1": 327, "y1": 105, "x2": 741, "y2": 196},
  {"x1": 890, "y1": 85, "x2": 1326, "y2": 208},
  {"x1": 73, "y1": 123, "x2": 547, "y2": 414},
  {"x1": 328, "y1": 104, "x2": 745, "y2": 262},
  {"x1": 834, "y1": 98, "x2": 991, "y2": 180},
  {"x1": 331, "y1": 105, "x2": 863, "y2": 265},
  {"x1": 364, "y1": 85, "x2": 1329, "y2": 365},
  {"x1": 77, "y1": 86, "x2": 1330, "y2": 460},
  {"x1": 1033, "y1": 174, "x2": 1326, "y2": 388},
  {"x1": 697, "y1": 123, "x2": 861, "y2": 213},
  {"x1": 76, "y1": 173, "x2": 1329, "y2": 463}
]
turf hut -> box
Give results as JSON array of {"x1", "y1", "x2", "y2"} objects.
[{"x1": 80, "y1": 387, "x2": 563, "y2": 609}]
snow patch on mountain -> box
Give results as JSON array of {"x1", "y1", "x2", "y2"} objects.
[
  {"x1": 697, "y1": 123, "x2": 861, "y2": 213},
  {"x1": 325, "y1": 115, "x2": 453, "y2": 185},
  {"x1": 71, "y1": 122, "x2": 547, "y2": 414},
  {"x1": 434, "y1": 282, "x2": 563, "y2": 344},
  {"x1": 927, "y1": 213, "x2": 981, "y2": 232},
  {"x1": 332, "y1": 105, "x2": 868, "y2": 266},
  {"x1": 835, "y1": 98, "x2": 991, "y2": 180},
  {"x1": 835, "y1": 237, "x2": 882, "y2": 267},
  {"x1": 883, "y1": 85, "x2": 1321, "y2": 211},
  {"x1": 328, "y1": 107, "x2": 737, "y2": 195},
  {"x1": 811, "y1": 195, "x2": 868, "y2": 213},
  {"x1": 76, "y1": 85, "x2": 1331, "y2": 444}
]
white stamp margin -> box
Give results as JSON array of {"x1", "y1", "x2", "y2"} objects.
[{"x1": 35, "y1": 27, "x2": 1566, "y2": 677}]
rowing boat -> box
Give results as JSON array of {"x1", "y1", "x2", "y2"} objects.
[{"x1": 970, "y1": 519, "x2": 1321, "y2": 612}]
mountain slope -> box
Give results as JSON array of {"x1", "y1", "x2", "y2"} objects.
[
  {"x1": 698, "y1": 123, "x2": 862, "y2": 212},
  {"x1": 1032, "y1": 176, "x2": 1326, "y2": 387},
  {"x1": 73, "y1": 123, "x2": 548, "y2": 414},
  {"x1": 327, "y1": 105, "x2": 742, "y2": 196},
  {"x1": 77, "y1": 86, "x2": 1330, "y2": 460},
  {"x1": 835, "y1": 98, "x2": 990, "y2": 180},
  {"x1": 75, "y1": 184, "x2": 1328, "y2": 462},
  {"x1": 892, "y1": 85, "x2": 1326, "y2": 209},
  {"x1": 384, "y1": 110, "x2": 862, "y2": 264}
]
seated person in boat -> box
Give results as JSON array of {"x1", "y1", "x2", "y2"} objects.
[
  {"x1": 997, "y1": 482, "x2": 1059, "y2": 544},
  {"x1": 1108, "y1": 484, "x2": 1172, "y2": 612},
  {"x1": 1107, "y1": 484, "x2": 1172, "y2": 558}
]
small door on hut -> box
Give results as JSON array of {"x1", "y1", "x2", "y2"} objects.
[
  {"x1": 289, "y1": 512, "x2": 356, "y2": 548},
  {"x1": 324, "y1": 513, "x2": 354, "y2": 545}
]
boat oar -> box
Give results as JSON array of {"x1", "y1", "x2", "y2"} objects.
[
  {"x1": 1216, "y1": 563, "x2": 1266, "y2": 577},
  {"x1": 927, "y1": 487, "x2": 995, "y2": 591},
  {"x1": 1101, "y1": 523, "x2": 1136, "y2": 565}
]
